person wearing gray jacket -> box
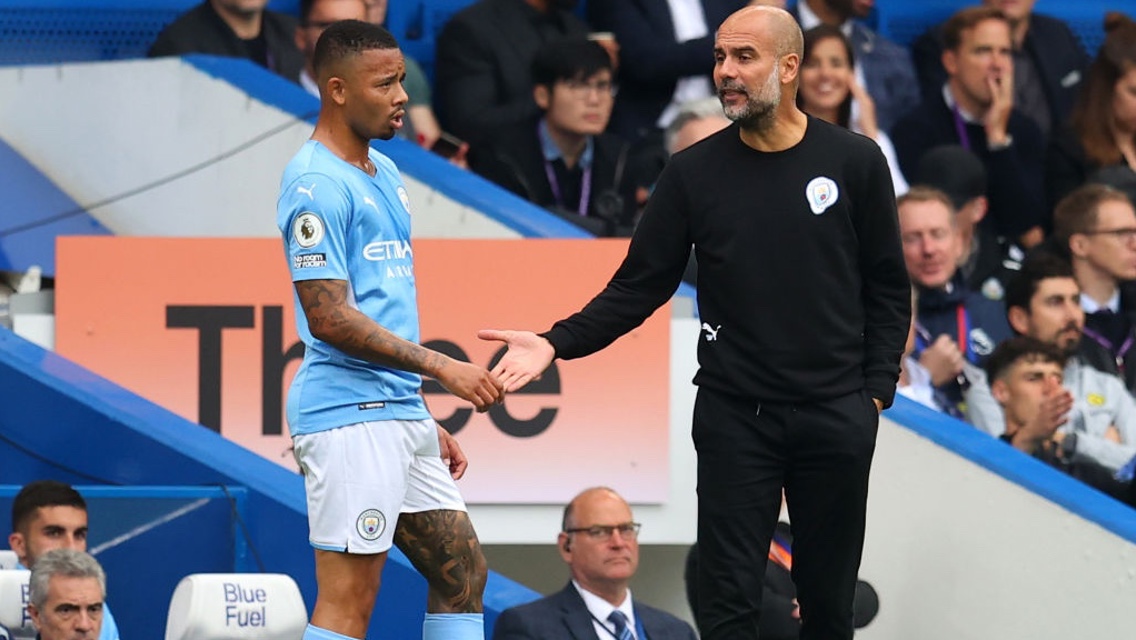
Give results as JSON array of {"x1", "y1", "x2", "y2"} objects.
[{"x1": 965, "y1": 253, "x2": 1136, "y2": 475}]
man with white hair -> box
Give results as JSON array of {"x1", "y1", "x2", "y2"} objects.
[{"x1": 26, "y1": 548, "x2": 106, "y2": 640}]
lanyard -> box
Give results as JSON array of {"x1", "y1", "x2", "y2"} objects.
[
  {"x1": 914, "y1": 304, "x2": 973, "y2": 363},
  {"x1": 950, "y1": 103, "x2": 971, "y2": 151},
  {"x1": 544, "y1": 159, "x2": 592, "y2": 217},
  {"x1": 1082, "y1": 326, "x2": 1134, "y2": 373}
]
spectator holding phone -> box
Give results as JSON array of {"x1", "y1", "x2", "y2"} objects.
[{"x1": 469, "y1": 38, "x2": 637, "y2": 236}]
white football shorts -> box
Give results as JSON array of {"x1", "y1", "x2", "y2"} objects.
[{"x1": 292, "y1": 419, "x2": 467, "y2": 554}]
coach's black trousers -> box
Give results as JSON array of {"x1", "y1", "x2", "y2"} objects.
[{"x1": 692, "y1": 386, "x2": 878, "y2": 640}]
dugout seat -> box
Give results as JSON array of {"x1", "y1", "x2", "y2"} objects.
[
  {"x1": 165, "y1": 573, "x2": 307, "y2": 640},
  {"x1": 0, "y1": 551, "x2": 18, "y2": 570},
  {"x1": 0, "y1": 569, "x2": 34, "y2": 639}
]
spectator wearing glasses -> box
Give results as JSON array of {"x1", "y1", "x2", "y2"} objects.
[
  {"x1": 470, "y1": 38, "x2": 638, "y2": 236},
  {"x1": 1051, "y1": 184, "x2": 1136, "y2": 396},
  {"x1": 492, "y1": 487, "x2": 696, "y2": 640}
]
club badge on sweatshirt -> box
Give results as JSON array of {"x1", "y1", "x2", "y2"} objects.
[{"x1": 805, "y1": 176, "x2": 839, "y2": 215}]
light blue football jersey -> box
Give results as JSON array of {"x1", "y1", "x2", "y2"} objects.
[{"x1": 277, "y1": 141, "x2": 430, "y2": 435}]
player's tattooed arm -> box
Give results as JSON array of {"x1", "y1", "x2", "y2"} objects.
[
  {"x1": 295, "y1": 278, "x2": 447, "y2": 376},
  {"x1": 296, "y1": 279, "x2": 504, "y2": 410},
  {"x1": 395, "y1": 510, "x2": 486, "y2": 613}
]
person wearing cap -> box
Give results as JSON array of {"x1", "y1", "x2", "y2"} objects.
[
  {"x1": 915, "y1": 144, "x2": 1024, "y2": 303},
  {"x1": 897, "y1": 185, "x2": 1013, "y2": 418}
]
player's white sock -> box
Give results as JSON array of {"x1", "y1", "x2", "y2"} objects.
[
  {"x1": 302, "y1": 623, "x2": 357, "y2": 640},
  {"x1": 423, "y1": 612, "x2": 484, "y2": 639}
]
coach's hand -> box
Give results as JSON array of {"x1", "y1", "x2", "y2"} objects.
[
  {"x1": 437, "y1": 424, "x2": 469, "y2": 479},
  {"x1": 478, "y1": 329, "x2": 555, "y2": 392},
  {"x1": 436, "y1": 358, "x2": 505, "y2": 412}
]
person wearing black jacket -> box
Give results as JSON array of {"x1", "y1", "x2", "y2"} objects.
[
  {"x1": 148, "y1": 0, "x2": 305, "y2": 82},
  {"x1": 480, "y1": 7, "x2": 909, "y2": 639},
  {"x1": 469, "y1": 38, "x2": 637, "y2": 236},
  {"x1": 891, "y1": 6, "x2": 1047, "y2": 249},
  {"x1": 911, "y1": 0, "x2": 1088, "y2": 141}
]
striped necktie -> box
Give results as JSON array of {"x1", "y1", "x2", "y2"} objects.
[{"x1": 608, "y1": 610, "x2": 635, "y2": 640}]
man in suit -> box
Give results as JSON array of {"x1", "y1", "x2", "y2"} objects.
[
  {"x1": 434, "y1": 0, "x2": 590, "y2": 146},
  {"x1": 787, "y1": 0, "x2": 920, "y2": 132},
  {"x1": 492, "y1": 487, "x2": 697, "y2": 640},
  {"x1": 911, "y1": 0, "x2": 1088, "y2": 141},
  {"x1": 586, "y1": 0, "x2": 747, "y2": 143}
]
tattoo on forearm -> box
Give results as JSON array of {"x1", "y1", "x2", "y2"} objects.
[
  {"x1": 395, "y1": 510, "x2": 485, "y2": 612},
  {"x1": 296, "y1": 279, "x2": 447, "y2": 376}
]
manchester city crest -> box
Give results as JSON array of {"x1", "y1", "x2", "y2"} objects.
[{"x1": 356, "y1": 508, "x2": 386, "y2": 541}]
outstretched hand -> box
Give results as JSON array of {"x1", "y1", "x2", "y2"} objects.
[{"x1": 478, "y1": 329, "x2": 555, "y2": 392}]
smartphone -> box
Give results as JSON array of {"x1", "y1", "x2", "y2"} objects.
[{"x1": 431, "y1": 132, "x2": 464, "y2": 160}]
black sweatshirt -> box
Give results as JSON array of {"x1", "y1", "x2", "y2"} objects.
[{"x1": 543, "y1": 117, "x2": 911, "y2": 407}]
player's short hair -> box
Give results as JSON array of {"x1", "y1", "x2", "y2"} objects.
[
  {"x1": 531, "y1": 38, "x2": 612, "y2": 90},
  {"x1": 984, "y1": 336, "x2": 1065, "y2": 384},
  {"x1": 28, "y1": 548, "x2": 106, "y2": 611},
  {"x1": 1053, "y1": 183, "x2": 1134, "y2": 249},
  {"x1": 11, "y1": 480, "x2": 86, "y2": 534},
  {"x1": 942, "y1": 6, "x2": 1009, "y2": 52},
  {"x1": 312, "y1": 19, "x2": 399, "y2": 78},
  {"x1": 1003, "y1": 252, "x2": 1076, "y2": 319}
]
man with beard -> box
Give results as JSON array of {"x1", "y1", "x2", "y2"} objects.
[
  {"x1": 965, "y1": 253, "x2": 1136, "y2": 494},
  {"x1": 149, "y1": 0, "x2": 304, "y2": 81},
  {"x1": 984, "y1": 336, "x2": 1132, "y2": 499},
  {"x1": 479, "y1": 6, "x2": 910, "y2": 639},
  {"x1": 277, "y1": 20, "x2": 504, "y2": 640}
]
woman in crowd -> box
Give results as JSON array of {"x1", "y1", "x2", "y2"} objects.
[
  {"x1": 1047, "y1": 12, "x2": 1136, "y2": 209},
  {"x1": 796, "y1": 24, "x2": 908, "y2": 195}
]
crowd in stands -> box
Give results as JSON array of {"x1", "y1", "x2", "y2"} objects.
[{"x1": 14, "y1": 0, "x2": 1133, "y2": 635}]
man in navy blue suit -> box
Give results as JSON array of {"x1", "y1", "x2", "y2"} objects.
[{"x1": 492, "y1": 487, "x2": 697, "y2": 640}]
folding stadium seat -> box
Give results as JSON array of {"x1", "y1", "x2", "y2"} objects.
[
  {"x1": 0, "y1": 569, "x2": 34, "y2": 639},
  {"x1": 0, "y1": 551, "x2": 18, "y2": 570},
  {"x1": 165, "y1": 573, "x2": 307, "y2": 640}
]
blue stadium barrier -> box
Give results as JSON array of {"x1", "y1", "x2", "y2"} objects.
[
  {"x1": 887, "y1": 395, "x2": 1136, "y2": 544},
  {"x1": 0, "y1": 138, "x2": 111, "y2": 275},
  {"x1": 0, "y1": 327, "x2": 540, "y2": 638},
  {"x1": 0, "y1": 485, "x2": 255, "y2": 636}
]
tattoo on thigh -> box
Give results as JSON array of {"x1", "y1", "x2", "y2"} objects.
[{"x1": 395, "y1": 510, "x2": 485, "y2": 612}]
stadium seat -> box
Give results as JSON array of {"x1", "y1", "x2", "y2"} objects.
[
  {"x1": 0, "y1": 569, "x2": 34, "y2": 639},
  {"x1": 0, "y1": 550, "x2": 18, "y2": 570},
  {"x1": 165, "y1": 573, "x2": 307, "y2": 640}
]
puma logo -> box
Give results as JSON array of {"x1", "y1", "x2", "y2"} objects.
[
  {"x1": 363, "y1": 196, "x2": 380, "y2": 212},
  {"x1": 296, "y1": 183, "x2": 317, "y2": 200},
  {"x1": 702, "y1": 323, "x2": 721, "y2": 342}
]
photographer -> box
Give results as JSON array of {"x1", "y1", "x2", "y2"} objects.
[{"x1": 469, "y1": 38, "x2": 637, "y2": 237}]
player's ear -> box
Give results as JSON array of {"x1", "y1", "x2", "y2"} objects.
[
  {"x1": 326, "y1": 75, "x2": 348, "y2": 105},
  {"x1": 558, "y1": 532, "x2": 572, "y2": 558}
]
